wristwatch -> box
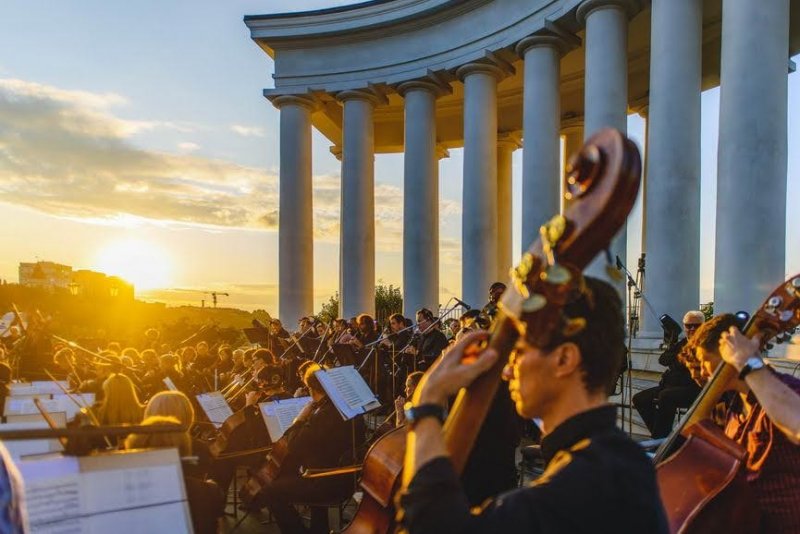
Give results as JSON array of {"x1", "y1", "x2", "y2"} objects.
[
  {"x1": 738, "y1": 355, "x2": 766, "y2": 380},
  {"x1": 403, "y1": 402, "x2": 446, "y2": 428}
]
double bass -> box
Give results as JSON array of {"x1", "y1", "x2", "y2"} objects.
[
  {"x1": 341, "y1": 128, "x2": 643, "y2": 533},
  {"x1": 654, "y1": 275, "x2": 800, "y2": 533}
]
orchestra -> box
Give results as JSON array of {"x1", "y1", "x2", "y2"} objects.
[{"x1": 1, "y1": 129, "x2": 799, "y2": 534}]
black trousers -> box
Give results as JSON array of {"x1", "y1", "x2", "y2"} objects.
[
  {"x1": 257, "y1": 473, "x2": 354, "y2": 534},
  {"x1": 633, "y1": 384, "x2": 700, "y2": 439}
]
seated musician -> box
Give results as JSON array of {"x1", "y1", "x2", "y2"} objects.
[
  {"x1": 406, "y1": 308, "x2": 449, "y2": 370},
  {"x1": 481, "y1": 281, "x2": 507, "y2": 321},
  {"x1": 633, "y1": 310, "x2": 704, "y2": 438},
  {"x1": 398, "y1": 277, "x2": 668, "y2": 533},
  {"x1": 125, "y1": 415, "x2": 224, "y2": 534},
  {"x1": 394, "y1": 371, "x2": 424, "y2": 427},
  {"x1": 381, "y1": 313, "x2": 412, "y2": 351},
  {"x1": 251, "y1": 363, "x2": 364, "y2": 534},
  {"x1": 352, "y1": 314, "x2": 380, "y2": 350},
  {"x1": 687, "y1": 314, "x2": 800, "y2": 533},
  {"x1": 97, "y1": 373, "x2": 144, "y2": 429}
]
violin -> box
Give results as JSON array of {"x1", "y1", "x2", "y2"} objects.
[
  {"x1": 341, "y1": 128, "x2": 642, "y2": 533},
  {"x1": 654, "y1": 275, "x2": 800, "y2": 533}
]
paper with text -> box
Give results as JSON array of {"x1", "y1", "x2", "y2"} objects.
[
  {"x1": 195, "y1": 392, "x2": 233, "y2": 428},
  {"x1": 315, "y1": 366, "x2": 381, "y2": 420},
  {"x1": 259, "y1": 396, "x2": 311, "y2": 441},
  {"x1": 19, "y1": 448, "x2": 193, "y2": 533}
]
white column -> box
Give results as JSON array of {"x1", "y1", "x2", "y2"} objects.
[
  {"x1": 516, "y1": 36, "x2": 568, "y2": 247},
  {"x1": 337, "y1": 90, "x2": 381, "y2": 317},
  {"x1": 398, "y1": 80, "x2": 447, "y2": 316},
  {"x1": 577, "y1": 0, "x2": 636, "y2": 283},
  {"x1": 272, "y1": 95, "x2": 317, "y2": 327},
  {"x1": 456, "y1": 61, "x2": 511, "y2": 308},
  {"x1": 715, "y1": 0, "x2": 789, "y2": 313},
  {"x1": 645, "y1": 0, "x2": 702, "y2": 328},
  {"x1": 497, "y1": 133, "x2": 521, "y2": 280}
]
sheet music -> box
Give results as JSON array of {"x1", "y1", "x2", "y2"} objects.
[
  {"x1": 0, "y1": 421, "x2": 63, "y2": 459},
  {"x1": 31, "y1": 381, "x2": 70, "y2": 395},
  {"x1": 4, "y1": 398, "x2": 63, "y2": 417},
  {"x1": 52, "y1": 394, "x2": 95, "y2": 409},
  {"x1": 195, "y1": 392, "x2": 233, "y2": 428},
  {"x1": 18, "y1": 448, "x2": 193, "y2": 534},
  {"x1": 259, "y1": 396, "x2": 312, "y2": 441},
  {"x1": 315, "y1": 366, "x2": 380, "y2": 420},
  {"x1": 19, "y1": 456, "x2": 83, "y2": 531}
]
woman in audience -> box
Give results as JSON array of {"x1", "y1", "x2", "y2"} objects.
[{"x1": 125, "y1": 416, "x2": 224, "y2": 534}]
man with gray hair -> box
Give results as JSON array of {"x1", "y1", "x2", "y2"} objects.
[{"x1": 632, "y1": 310, "x2": 705, "y2": 439}]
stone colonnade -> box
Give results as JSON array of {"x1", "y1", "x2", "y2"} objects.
[{"x1": 272, "y1": 0, "x2": 790, "y2": 328}]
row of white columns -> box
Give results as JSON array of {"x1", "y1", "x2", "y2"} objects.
[{"x1": 273, "y1": 0, "x2": 790, "y2": 327}]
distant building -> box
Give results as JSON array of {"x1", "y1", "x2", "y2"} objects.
[
  {"x1": 18, "y1": 261, "x2": 134, "y2": 300},
  {"x1": 19, "y1": 261, "x2": 72, "y2": 289}
]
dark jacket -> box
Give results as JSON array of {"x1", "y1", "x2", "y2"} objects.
[{"x1": 399, "y1": 405, "x2": 668, "y2": 534}]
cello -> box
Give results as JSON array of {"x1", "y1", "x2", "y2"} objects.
[
  {"x1": 654, "y1": 275, "x2": 800, "y2": 533},
  {"x1": 341, "y1": 128, "x2": 642, "y2": 533}
]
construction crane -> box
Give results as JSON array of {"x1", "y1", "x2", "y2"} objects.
[{"x1": 170, "y1": 289, "x2": 230, "y2": 308}]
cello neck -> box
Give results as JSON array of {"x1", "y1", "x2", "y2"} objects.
[{"x1": 443, "y1": 318, "x2": 519, "y2": 474}]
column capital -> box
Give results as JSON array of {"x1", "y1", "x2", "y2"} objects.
[
  {"x1": 396, "y1": 75, "x2": 452, "y2": 98},
  {"x1": 329, "y1": 145, "x2": 343, "y2": 161},
  {"x1": 576, "y1": 0, "x2": 641, "y2": 26},
  {"x1": 497, "y1": 131, "x2": 523, "y2": 151},
  {"x1": 335, "y1": 87, "x2": 388, "y2": 106},
  {"x1": 436, "y1": 144, "x2": 450, "y2": 160},
  {"x1": 516, "y1": 26, "x2": 581, "y2": 57},
  {"x1": 267, "y1": 93, "x2": 320, "y2": 111},
  {"x1": 455, "y1": 57, "x2": 515, "y2": 82}
]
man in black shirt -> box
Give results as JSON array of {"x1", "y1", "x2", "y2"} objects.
[
  {"x1": 480, "y1": 281, "x2": 506, "y2": 321},
  {"x1": 398, "y1": 277, "x2": 668, "y2": 534},
  {"x1": 407, "y1": 308, "x2": 448, "y2": 370},
  {"x1": 632, "y1": 310, "x2": 704, "y2": 438}
]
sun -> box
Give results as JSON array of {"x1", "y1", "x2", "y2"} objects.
[{"x1": 93, "y1": 239, "x2": 173, "y2": 291}]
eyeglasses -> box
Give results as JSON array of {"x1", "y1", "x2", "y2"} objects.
[{"x1": 683, "y1": 323, "x2": 701, "y2": 330}]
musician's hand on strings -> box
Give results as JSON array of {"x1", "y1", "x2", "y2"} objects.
[
  {"x1": 414, "y1": 331, "x2": 497, "y2": 407},
  {"x1": 719, "y1": 327, "x2": 761, "y2": 372}
]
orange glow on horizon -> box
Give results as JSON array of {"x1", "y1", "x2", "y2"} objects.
[{"x1": 92, "y1": 239, "x2": 173, "y2": 291}]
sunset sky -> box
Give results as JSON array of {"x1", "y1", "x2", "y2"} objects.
[{"x1": 0, "y1": 0, "x2": 798, "y2": 314}]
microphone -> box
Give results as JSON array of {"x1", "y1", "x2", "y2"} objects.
[{"x1": 454, "y1": 297, "x2": 471, "y2": 310}]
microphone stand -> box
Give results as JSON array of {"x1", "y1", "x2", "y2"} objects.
[{"x1": 616, "y1": 253, "x2": 651, "y2": 436}]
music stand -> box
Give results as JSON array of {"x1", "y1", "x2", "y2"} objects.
[{"x1": 243, "y1": 327, "x2": 269, "y2": 346}]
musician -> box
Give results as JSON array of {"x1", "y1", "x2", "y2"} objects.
[
  {"x1": 407, "y1": 308, "x2": 448, "y2": 370},
  {"x1": 253, "y1": 363, "x2": 364, "y2": 534},
  {"x1": 125, "y1": 415, "x2": 225, "y2": 534},
  {"x1": 632, "y1": 310, "x2": 704, "y2": 438},
  {"x1": 97, "y1": 373, "x2": 144, "y2": 427},
  {"x1": 444, "y1": 318, "x2": 461, "y2": 342},
  {"x1": 395, "y1": 371, "x2": 424, "y2": 427},
  {"x1": 689, "y1": 314, "x2": 800, "y2": 533},
  {"x1": 352, "y1": 314, "x2": 380, "y2": 349},
  {"x1": 381, "y1": 313, "x2": 412, "y2": 351},
  {"x1": 398, "y1": 276, "x2": 668, "y2": 533},
  {"x1": 481, "y1": 281, "x2": 507, "y2": 321}
]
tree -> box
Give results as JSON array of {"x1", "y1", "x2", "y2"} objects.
[
  {"x1": 375, "y1": 282, "x2": 402, "y2": 325},
  {"x1": 316, "y1": 282, "x2": 403, "y2": 325},
  {"x1": 318, "y1": 293, "x2": 340, "y2": 323}
]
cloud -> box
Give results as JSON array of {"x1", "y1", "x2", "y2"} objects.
[
  {"x1": 230, "y1": 124, "x2": 265, "y2": 138},
  {"x1": 0, "y1": 77, "x2": 463, "y2": 254},
  {"x1": 177, "y1": 142, "x2": 200, "y2": 152}
]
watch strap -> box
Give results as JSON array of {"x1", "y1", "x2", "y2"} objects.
[
  {"x1": 405, "y1": 403, "x2": 446, "y2": 428},
  {"x1": 738, "y1": 356, "x2": 765, "y2": 380}
]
